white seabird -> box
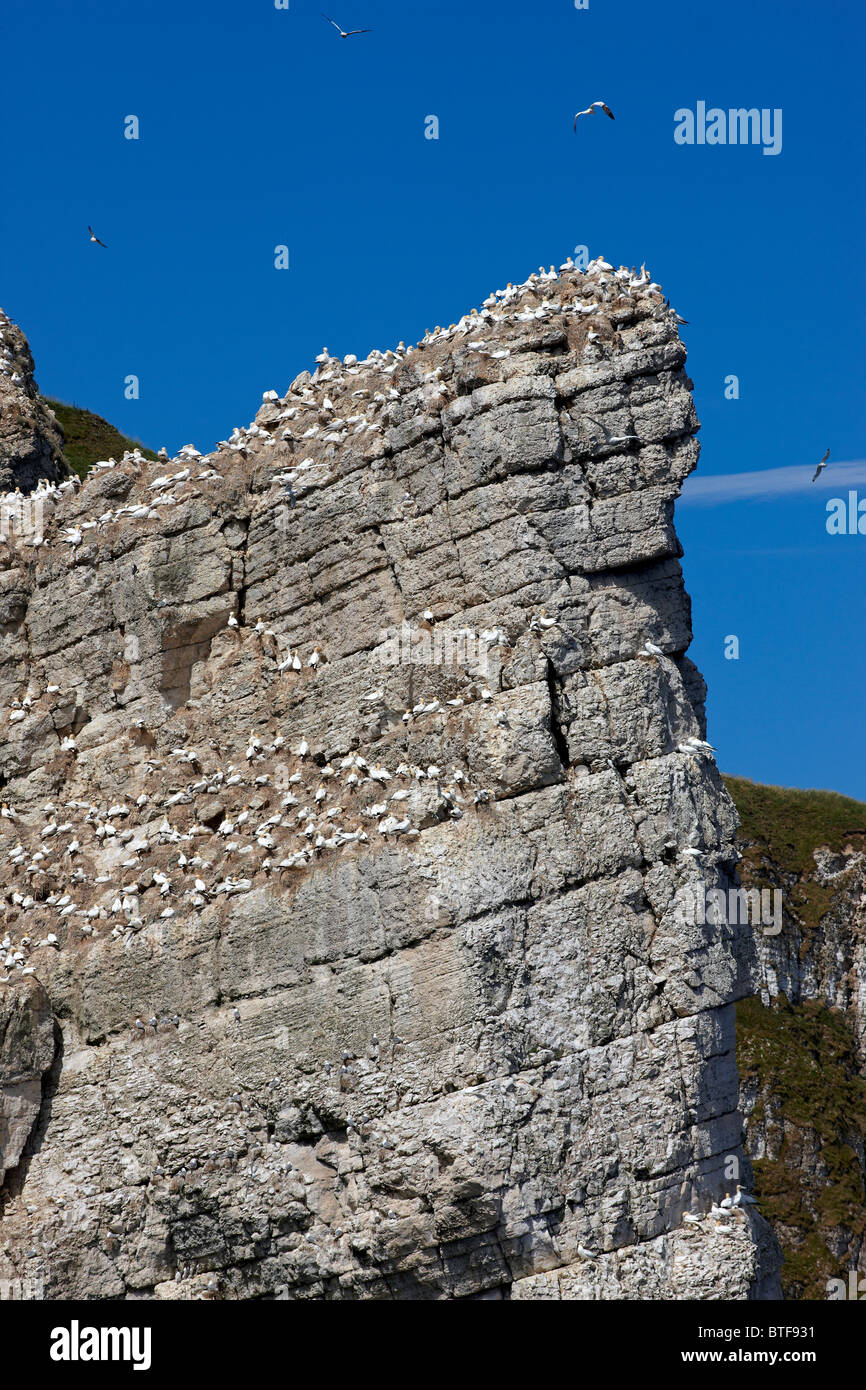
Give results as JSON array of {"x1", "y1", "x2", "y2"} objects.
[
  {"x1": 812, "y1": 448, "x2": 830, "y2": 483},
  {"x1": 322, "y1": 13, "x2": 371, "y2": 38},
  {"x1": 574, "y1": 101, "x2": 615, "y2": 131}
]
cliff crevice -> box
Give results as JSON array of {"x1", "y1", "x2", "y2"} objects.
[{"x1": 0, "y1": 261, "x2": 781, "y2": 1299}]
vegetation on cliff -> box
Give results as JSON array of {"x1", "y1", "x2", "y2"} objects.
[
  {"x1": 736, "y1": 994, "x2": 866, "y2": 1299},
  {"x1": 43, "y1": 398, "x2": 157, "y2": 479},
  {"x1": 725, "y1": 775, "x2": 866, "y2": 931},
  {"x1": 726, "y1": 776, "x2": 866, "y2": 1300}
]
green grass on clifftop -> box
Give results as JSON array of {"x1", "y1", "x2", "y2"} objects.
[
  {"x1": 724, "y1": 775, "x2": 866, "y2": 931},
  {"x1": 736, "y1": 994, "x2": 866, "y2": 1300},
  {"x1": 44, "y1": 398, "x2": 158, "y2": 479},
  {"x1": 724, "y1": 776, "x2": 866, "y2": 877}
]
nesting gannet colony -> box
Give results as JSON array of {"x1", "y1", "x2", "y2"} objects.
[{"x1": 0, "y1": 259, "x2": 781, "y2": 1299}]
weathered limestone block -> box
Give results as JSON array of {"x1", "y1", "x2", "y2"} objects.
[
  {"x1": 0, "y1": 264, "x2": 781, "y2": 1300},
  {"x1": 0, "y1": 978, "x2": 56, "y2": 1185},
  {"x1": 0, "y1": 309, "x2": 68, "y2": 492}
]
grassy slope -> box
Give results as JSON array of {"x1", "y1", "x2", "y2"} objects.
[
  {"x1": 736, "y1": 995, "x2": 866, "y2": 1299},
  {"x1": 725, "y1": 776, "x2": 866, "y2": 1299},
  {"x1": 725, "y1": 775, "x2": 866, "y2": 931},
  {"x1": 44, "y1": 398, "x2": 158, "y2": 479}
]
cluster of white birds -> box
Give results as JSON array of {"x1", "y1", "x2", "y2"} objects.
[
  {"x1": 570, "y1": 1181, "x2": 760, "y2": 1263},
  {"x1": 0, "y1": 261, "x2": 737, "y2": 1284},
  {"x1": 0, "y1": 256, "x2": 698, "y2": 989},
  {"x1": 0, "y1": 475, "x2": 79, "y2": 547},
  {"x1": 59, "y1": 452, "x2": 222, "y2": 549},
  {"x1": 413, "y1": 256, "x2": 662, "y2": 351},
  {"x1": 3, "y1": 676, "x2": 72, "y2": 737},
  {"x1": 0, "y1": 726, "x2": 498, "y2": 979},
  {"x1": 2, "y1": 256, "x2": 681, "y2": 566},
  {"x1": 219, "y1": 607, "x2": 536, "y2": 720},
  {"x1": 0, "y1": 449, "x2": 224, "y2": 556},
  {"x1": 225, "y1": 257, "x2": 669, "y2": 504},
  {"x1": 681, "y1": 1186, "x2": 760, "y2": 1238}
]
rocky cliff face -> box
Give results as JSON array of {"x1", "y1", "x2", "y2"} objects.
[
  {"x1": 728, "y1": 778, "x2": 866, "y2": 1299},
  {"x1": 0, "y1": 264, "x2": 780, "y2": 1300},
  {"x1": 0, "y1": 310, "x2": 68, "y2": 494}
]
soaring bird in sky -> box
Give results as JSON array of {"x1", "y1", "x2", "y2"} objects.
[
  {"x1": 322, "y1": 13, "x2": 371, "y2": 37},
  {"x1": 574, "y1": 101, "x2": 615, "y2": 131},
  {"x1": 87, "y1": 226, "x2": 107, "y2": 247},
  {"x1": 812, "y1": 447, "x2": 830, "y2": 482}
]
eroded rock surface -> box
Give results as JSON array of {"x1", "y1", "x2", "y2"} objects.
[
  {"x1": 0, "y1": 978, "x2": 56, "y2": 1187},
  {"x1": 729, "y1": 778, "x2": 866, "y2": 1297},
  {"x1": 0, "y1": 310, "x2": 67, "y2": 493},
  {"x1": 0, "y1": 263, "x2": 780, "y2": 1299}
]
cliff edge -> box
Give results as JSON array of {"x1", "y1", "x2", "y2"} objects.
[
  {"x1": 0, "y1": 310, "x2": 68, "y2": 493},
  {"x1": 0, "y1": 261, "x2": 781, "y2": 1299}
]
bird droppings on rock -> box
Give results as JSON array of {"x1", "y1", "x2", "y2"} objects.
[{"x1": 0, "y1": 259, "x2": 781, "y2": 1299}]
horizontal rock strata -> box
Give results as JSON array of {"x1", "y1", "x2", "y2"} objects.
[{"x1": 0, "y1": 262, "x2": 780, "y2": 1299}]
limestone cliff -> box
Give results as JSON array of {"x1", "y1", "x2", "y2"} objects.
[
  {"x1": 0, "y1": 262, "x2": 781, "y2": 1300},
  {"x1": 0, "y1": 310, "x2": 68, "y2": 494}
]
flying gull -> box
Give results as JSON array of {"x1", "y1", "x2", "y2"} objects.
[
  {"x1": 812, "y1": 448, "x2": 830, "y2": 482},
  {"x1": 574, "y1": 102, "x2": 615, "y2": 131},
  {"x1": 322, "y1": 13, "x2": 371, "y2": 37},
  {"x1": 88, "y1": 226, "x2": 107, "y2": 248}
]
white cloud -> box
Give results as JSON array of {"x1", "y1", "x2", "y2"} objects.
[{"x1": 679, "y1": 459, "x2": 866, "y2": 506}]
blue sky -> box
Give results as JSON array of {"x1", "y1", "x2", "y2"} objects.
[{"x1": 2, "y1": 0, "x2": 864, "y2": 797}]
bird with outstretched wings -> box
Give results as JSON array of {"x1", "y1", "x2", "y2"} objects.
[
  {"x1": 574, "y1": 101, "x2": 615, "y2": 131},
  {"x1": 322, "y1": 13, "x2": 371, "y2": 37}
]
